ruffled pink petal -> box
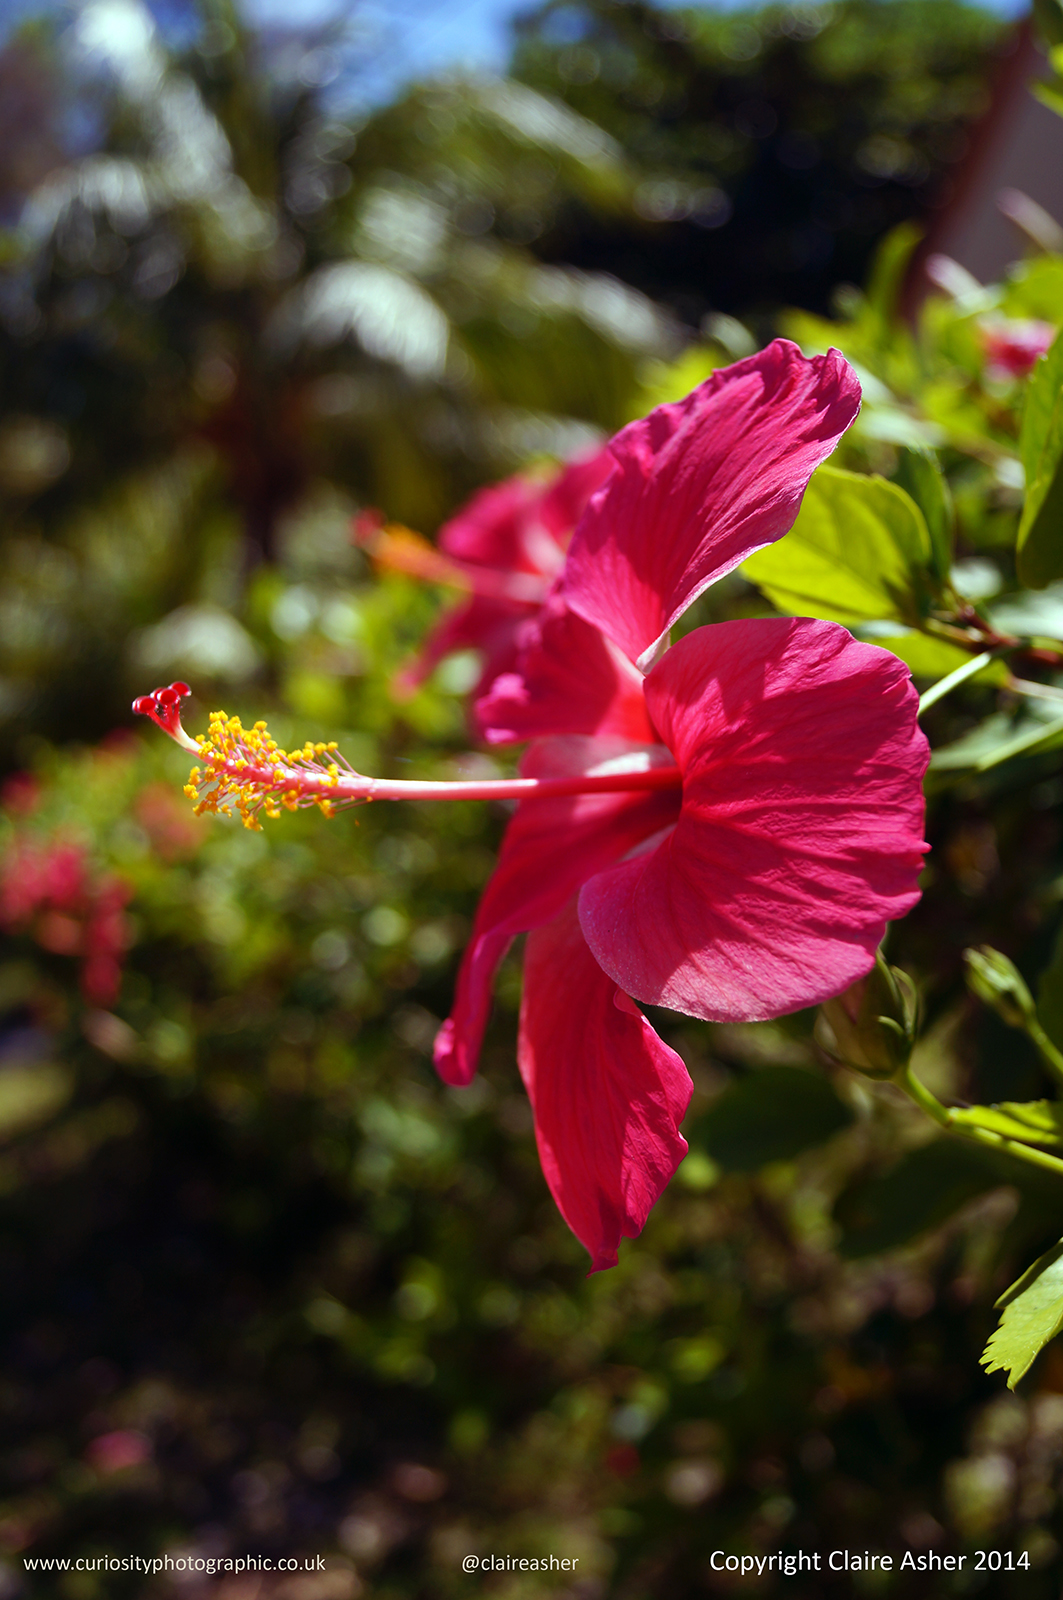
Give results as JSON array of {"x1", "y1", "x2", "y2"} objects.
[
  {"x1": 519, "y1": 897, "x2": 692, "y2": 1272},
  {"x1": 433, "y1": 738, "x2": 680, "y2": 1087},
  {"x1": 560, "y1": 342, "x2": 861, "y2": 668},
  {"x1": 577, "y1": 617, "x2": 929, "y2": 1021},
  {"x1": 475, "y1": 596, "x2": 655, "y2": 745}
]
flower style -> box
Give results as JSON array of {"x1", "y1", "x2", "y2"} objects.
[
  {"x1": 355, "y1": 449, "x2": 613, "y2": 726},
  {"x1": 135, "y1": 340, "x2": 930, "y2": 1273}
]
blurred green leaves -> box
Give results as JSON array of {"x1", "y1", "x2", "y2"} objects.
[
  {"x1": 0, "y1": 1062, "x2": 72, "y2": 1142},
  {"x1": 834, "y1": 1140, "x2": 1002, "y2": 1258},
  {"x1": 894, "y1": 446, "x2": 954, "y2": 581},
  {"x1": 696, "y1": 1066, "x2": 853, "y2": 1172}
]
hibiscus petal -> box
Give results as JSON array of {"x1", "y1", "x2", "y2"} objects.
[
  {"x1": 438, "y1": 475, "x2": 540, "y2": 571},
  {"x1": 475, "y1": 596, "x2": 655, "y2": 745},
  {"x1": 560, "y1": 341, "x2": 861, "y2": 668},
  {"x1": 438, "y1": 450, "x2": 611, "y2": 576},
  {"x1": 577, "y1": 618, "x2": 929, "y2": 1021},
  {"x1": 519, "y1": 898, "x2": 692, "y2": 1272},
  {"x1": 537, "y1": 448, "x2": 615, "y2": 543},
  {"x1": 434, "y1": 739, "x2": 680, "y2": 1086}
]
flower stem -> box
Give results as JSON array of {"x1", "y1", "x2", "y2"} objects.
[
  {"x1": 917, "y1": 650, "x2": 1000, "y2": 716},
  {"x1": 896, "y1": 1064, "x2": 1063, "y2": 1179},
  {"x1": 1028, "y1": 1017, "x2": 1063, "y2": 1088}
]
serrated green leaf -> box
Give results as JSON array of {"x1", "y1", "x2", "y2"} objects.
[
  {"x1": 1017, "y1": 328, "x2": 1063, "y2": 588},
  {"x1": 894, "y1": 448, "x2": 954, "y2": 580},
  {"x1": 697, "y1": 1066, "x2": 852, "y2": 1173},
  {"x1": 982, "y1": 1239, "x2": 1063, "y2": 1387},
  {"x1": 950, "y1": 1101, "x2": 1063, "y2": 1146},
  {"x1": 742, "y1": 465, "x2": 932, "y2": 625}
]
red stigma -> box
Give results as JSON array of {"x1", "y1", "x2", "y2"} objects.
[{"x1": 132, "y1": 682, "x2": 192, "y2": 738}]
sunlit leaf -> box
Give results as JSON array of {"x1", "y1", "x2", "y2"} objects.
[
  {"x1": 982, "y1": 1238, "x2": 1063, "y2": 1387},
  {"x1": 950, "y1": 1101, "x2": 1063, "y2": 1145},
  {"x1": 742, "y1": 464, "x2": 932, "y2": 625}
]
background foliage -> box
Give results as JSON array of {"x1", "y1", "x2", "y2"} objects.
[{"x1": 3, "y1": 1, "x2": 1063, "y2": 1597}]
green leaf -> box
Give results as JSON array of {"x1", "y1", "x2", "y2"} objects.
[
  {"x1": 1017, "y1": 327, "x2": 1063, "y2": 589},
  {"x1": 950, "y1": 1101, "x2": 1063, "y2": 1146},
  {"x1": 834, "y1": 1140, "x2": 1001, "y2": 1257},
  {"x1": 697, "y1": 1066, "x2": 852, "y2": 1173},
  {"x1": 982, "y1": 1239, "x2": 1063, "y2": 1387},
  {"x1": 1033, "y1": 79, "x2": 1063, "y2": 119},
  {"x1": 1002, "y1": 256, "x2": 1063, "y2": 323},
  {"x1": 894, "y1": 448, "x2": 953, "y2": 581},
  {"x1": 865, "y1": 221, "x2": 924, "y2": 331},
  {"x1": 742, "y1": 465, "x2": 933, "y2": 625}
]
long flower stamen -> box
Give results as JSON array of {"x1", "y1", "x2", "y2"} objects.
[{"x1": 132, "y1": 684, "x2": 682, "y2": 831}]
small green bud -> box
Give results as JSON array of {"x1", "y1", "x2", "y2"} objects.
[
  {"x1": 964, "y1": 946, "x2": 1036, "y2": 1031},
  {"x1": 817, "y1": 952, "x2": 918, "y2": 1079}
]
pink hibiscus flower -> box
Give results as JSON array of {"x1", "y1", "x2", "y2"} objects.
[
  {"x1": 436, "y1": 340, "x2": 929, "y2": 1267},
  {"x1": 356, "y1": 449, "x2": 613, "y2": 727},
  {"x1": 981, "y1": 317, "x2": 1056, "y2": 382},
  {"x1": 136, "y1": 341, "x2": 929, "y2": 1272}
]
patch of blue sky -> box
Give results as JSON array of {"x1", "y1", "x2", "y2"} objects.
[{"x1": 0, "y1": 0, "x2": 1032, "y2": 105}]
